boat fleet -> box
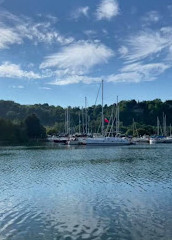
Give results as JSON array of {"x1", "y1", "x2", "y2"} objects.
[{"x1": 48, "y1": 80, "x2": 172, "y2": 146}]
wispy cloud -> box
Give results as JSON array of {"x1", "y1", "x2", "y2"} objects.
[
  {"x1": 43, "y1": 25, "x2": 172, "y2": 86},
  {"x1": 107, "y1": 62, "x2": 169, "y2": 83},
  {"x1": 167, "y1": 5, "x2": 172, "y2": 15},
  {"x1": 142, "y1": 11, "x2": 161, "y2": 24},
  {"x1": 50, "y1": 61, "x2": 169, "y2": 85},
  {"x1": 84, "y1": 30, "x2": 97, "y2": 38},
  {"x1": 39, "y1": 87, "x2": 51, "y2": 90},
  {"x1": 50, "y1": 75, "x2": 101, "y2": 86},
  {"x1": 0, "y1": 62, "x2": 41, "y2": 79},
  {"x1": 118, "y1": 46, "x2": 128, "y2": 57},
  {"x1": 10, "y1": 85, "x2": 24, "y2": 89},
  {"x1": 40, "y1": 40, "x2": 114, "y2": 85},
  {"x1": 0, "y1": 10, "x2": 74, "y2": 49},
  {"x1": 44, "y1": 14, "x2": 58, "y2": 23},
  {"x1": 71, "y1": 6, "x2": 89, "y2": 20},
  {"x1": 40, "y1": 41, "x2": 114, "y2": 73},
  {"x1": 96, "y1": 0, "x2": 119, "y2": 20},
  {"x1": 116, "y1": 26, "x2": 172, "y2": 84},
  {"x1": 122, "y1": 29, "x2": 172, "y2": 62},
  {"x1": 0, "y1": 26, "x2": 22, "y2": 49}
]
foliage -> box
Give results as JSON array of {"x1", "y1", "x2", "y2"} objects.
[
  {"x1": 0, "y1": 114, "x2": 46, "y2": 143},
  {"x1": 24, "y1": 114, "x2": 46, "y2": 139},
  {"x1": 0, "y1": 118, "x2": 27, "y2": 143},
  {"x1": 0, "y1": 99, "x2": 172, "y2": 138}
]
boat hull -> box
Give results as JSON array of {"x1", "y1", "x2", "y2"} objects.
[{"x1": 86, "y1": 137, "x2": 131, "y2": 146}]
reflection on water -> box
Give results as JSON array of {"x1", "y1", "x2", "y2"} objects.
[{"x1": 0, "y1": 144, "x2": 172, "y2": 240}]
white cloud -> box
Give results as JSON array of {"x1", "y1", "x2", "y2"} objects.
[
  {"x1": 40, "y1": 41, "x2": 114, "y2": 73},
  {"x1": 41, "y1": 41, "x2": 114, "y2": 85},
  {"x1": 84, "y1": 30, "x2": 97, "y2": 37},
  {"x1": 96, "y1": 0, "x2": 119, "y2": 20},
  {"x1": 10, "y1": 85, "x2": 24, "y2": 89},
  {"x1": 124, "y1": 29, "x2": 171, "y2": 62},
  {"x1": 107, "y1": 62, "x2": 169, "y2": 83},
  {"x1": 167, "y1": 5, "x2": 172, "y2": 15},
  {"x1": 0, "y1": 26, "x2": 22, "y2": 49},
  {"x1": 142, "y1": 11, "x2": 161, "y2": 24},
  {"x1": 0, "y1": 62, "x2": 41, "y2": 79},
  {"x1": 0, "y1": 10, "x2": 74, "y2": 49},
  {"x1": 45, "y1": 14, "x2": 58, "y2": 23},
  {"x1": 50, "y1": 75, "x2": 101, "y2": 86},
  {"x1": 49, "y1": 62, "x2": 169, "y2": 85},
  {"x1": 121, "y1": 62, "x2": 168, "y2": 73},
  {"x1": 72, "y1": 6, "x2": 89, "y2": 20},
  {"x1": 107, "y1": 72, "x2": 141, "y2": 83},
  {"x1": 118, "y1": 46, "x2": 128, "y2": 57},
  {"x1": 39, "y1": 87, "x2": 51, "y2": 90},
  {"x1": 15, "y1": 21, "x2": 74, "y2": 45}
]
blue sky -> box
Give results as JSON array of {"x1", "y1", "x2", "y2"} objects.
[{"x1": 0, "y1": 0, "x2": 172, "y2": 107}]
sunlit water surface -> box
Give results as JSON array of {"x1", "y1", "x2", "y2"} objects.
[{"x1": 0, "y1": 144, "x2": 172, "y2": 240}]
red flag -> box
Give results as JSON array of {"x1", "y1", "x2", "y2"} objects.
[{"x1": 104, "y1": 118, "x2": 109, "y2": 123}]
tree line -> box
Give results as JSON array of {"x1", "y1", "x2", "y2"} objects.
[
  {"x1": 0, "y1": 98, "x2": 172, "y2": 142},
  {"x1": 0, "y1": 114, "x2": 46, "y2": 144}
]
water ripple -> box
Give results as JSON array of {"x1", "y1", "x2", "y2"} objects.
[{"x1": 0, "y1": 144, "x2": 172, "y2": 239}]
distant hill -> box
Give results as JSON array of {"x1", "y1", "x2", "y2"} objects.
[{"x1": 0, "y1": 99, "x2": 172, "y2": 135}]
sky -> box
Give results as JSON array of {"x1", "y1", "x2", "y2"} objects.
[{"x1": 0, "y1": 0, "x2": 172, "y2": 107}]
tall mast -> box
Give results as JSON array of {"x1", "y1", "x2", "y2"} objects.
[
  {"x1": 68, "y1": 108, "x2": 70, "y2": 135},
  {"x1": 116, "y1": 96, "x2": 119, "y2": 135},
  {"x1": 164, "y1": 114, "x2": 167, "y2": 136},
  {"x1": 82, "y1": 107, "x2": 84, "y2": 134},
  {"x1": 117, "y1": 96, "x2": 120, "y2": 134},
  {"x1": 67, "y1": 107, "x2": 69, "y2": 135},
  {"x1": 101, "y1": 79, "x2": 104, "y2": 136},
  {"x1": 157, "y1": 117, "x2": 160, "y2": 136},
  {"x1": 132, "y1": 118, "x2": 135, "y2": 137},
  {"x1": 88, "y1": 115, "x2": 90, "y2": 134},
  {"x1": 85, "y1": 97, "x2": 88, "y2": 134},
  {"x1": 79, "y1": 111, "x2": 81, "y2": 134},
  {"x1": 162, "y1": 113, "x2": 166, "y2": 136},
  {"x1": 65, "y1": 109, "x2": 67, "y2": 134}
]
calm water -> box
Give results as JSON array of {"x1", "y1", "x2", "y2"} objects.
[{"x1": 0, "y1": 144, "x2": 172, "y2": 240}]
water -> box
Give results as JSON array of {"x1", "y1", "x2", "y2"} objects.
[{"x1": 0, "y1": 144, "x2": 172, "y2": 240}]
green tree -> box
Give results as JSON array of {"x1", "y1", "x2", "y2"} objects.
[{"x1": 24, "y1": 114, "x2": 46, "y2": 139}]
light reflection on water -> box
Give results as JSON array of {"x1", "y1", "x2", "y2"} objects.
[{"x1": 0, "y1": 144, "x2": 172, "y2": 240}]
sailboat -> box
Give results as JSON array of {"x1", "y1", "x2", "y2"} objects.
[
  {"x1": 149, "y1": 115, "x2": 172, "y2": 144},
  {"x1": 86, "y1": 80, "x2": 131, "y2": 146},
  {"x1": 132, "y1": 119, "x2": 149, "y2": 143}
]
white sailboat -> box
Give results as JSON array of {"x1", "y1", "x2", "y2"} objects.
[
  {"x1": 86, "y1": 80, "x2": 131, "y2": 146},
  {"x1": 149, "y1": 115, "x2": 172, "y2": 144}
]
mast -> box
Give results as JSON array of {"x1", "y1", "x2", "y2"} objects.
[
  {"x1": 67, "y1": 107, "x2": 69, "y2": 135},
  {"x1": 117, "y1": 96, "x2": 120, "y2": 134},
  {"x1": 85, "y1": 97, "x2": 88, "y2": 134},
  {"x1": 101, "y1": 79, "x2": 104, "y2": 136},
  {"x1": 157, "y1": 117, "x2": 160, "y2": 136},
  {"x1": 65, "y1": 109, "x2": 67, "y2": 134},
  {"x1": 116, "y1": 96, "x2": 119, "y2": 135},
  {"x1": 164, "y1": 114, "x2": 167, "y2": 136},
  {"x1": 132, "y1": 119, "x2": 135, "y2": 137},
  {"x1": 79, "y1": 111, "x2": 81, "y2": 134},
  {"x1": 88, "y1": 115, "x2": 90, "y2": 134},
  {"x1": 162, "y1": 113, "x2": 167, "y2": 136},
  {"x1": 82, "y1": 107, "x2": 84, "y2": 134}
]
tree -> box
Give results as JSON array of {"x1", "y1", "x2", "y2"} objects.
[
  {"x1": 24, "y1": 114, "x2": 46, "y2": 139},
  {"x1": 0, "y1": 118, "x2": 28, "y2": 143}
]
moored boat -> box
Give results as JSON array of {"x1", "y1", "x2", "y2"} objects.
[
  {"x1": 86, "y1": 136, "x2": 131, "y2": 146},
  {"x1": 149, "y1": 136, "x2": 166, "y2": 144}
]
